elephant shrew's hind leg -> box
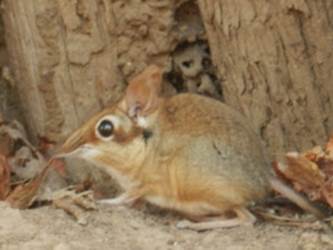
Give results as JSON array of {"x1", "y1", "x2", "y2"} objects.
[{"x1": 176, "y1": 207, "x2": 256, "y2": 231}]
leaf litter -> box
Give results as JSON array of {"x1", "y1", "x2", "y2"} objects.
[
  {"x1": 0, "y1": 119, "x2": 96, "y2": 223},
  {"x1": 274, "y1": 135, "x2": 333, "y2": 209}
]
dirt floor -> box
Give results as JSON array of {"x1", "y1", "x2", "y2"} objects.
[{"x1": 1, "y1": 202, "x2": 333, "y2": 250}]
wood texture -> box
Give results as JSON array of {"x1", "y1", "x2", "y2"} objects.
[
  {"x1": 3, "y1": 0, "x2": 333, "y2": 159},
  {"x1": 2, "y1": 0, "x2": 184, "y2": 187},
  {"x1": 198, "y1": 0, "x2": 333, "y2": 156},
  {"x1": 3, "y1": 0, "x2": 124, "y2": 142}
]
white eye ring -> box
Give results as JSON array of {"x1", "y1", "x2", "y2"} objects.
[{"x1": 95, "y1": 115, "x2": 119, "y2": 141}]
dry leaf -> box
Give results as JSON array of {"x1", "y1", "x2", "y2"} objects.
[
  {"x1": 274, "y1": 135, "x2": 333, "y2": 209},
  {"x1": 316, "y1": 158, "x2": 333, "y2": 177},
  {"x1": 303, "y1": 146, "x2": 325, "y2": 162},
  {"x1": 322, "y1": 178, "x2": 333, "y2": 208},
  {"x1": 0, "y1": 132, "x2": 14, "y2": 157},
  {"x1": 0, "y1": 154, "x2": 10, "y2": 200},
  {"x1": 0, "y1": 120, "x2": 68, "y2": 209},
  {"x1": 277, "y1": 153, "x2": 325, "y2": 199}
]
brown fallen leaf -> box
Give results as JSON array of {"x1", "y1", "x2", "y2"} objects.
[
  {"x1": 275, "y1": 152, "x2": 325, "y2": 201},
  {"x1": 316, "y1": 157, "x2": 333, "y2": 177},
  {"x1": 322, "y1": 178, "x2": 333, "y2": 208},
  {"x1": 303, "y1": 146, "x2": 325, "y2": 162},
  {"x1": 0, "y1": 154, "x2": 11, "y2": 200},
  {"x1": 0, "y1": 131, "x2": 14, "y2": 157},
  {"x1": 274, "y1": 134, "x2": 333, "y2": 210},
  {"x1": 6, "y1": 159, "x2": 53, "y2": 209},
  {"x1": 0, "y1": 120, "x2": 68, "y2": 208}
]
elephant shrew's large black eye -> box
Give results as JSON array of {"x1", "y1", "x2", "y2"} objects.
[{"x1": 97, "y1": 119, "x2": 113, "y2": 138}]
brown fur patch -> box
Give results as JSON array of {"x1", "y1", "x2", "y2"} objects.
[{"x1": 113, "y1": 125, "x2": 143, "y2": 145}]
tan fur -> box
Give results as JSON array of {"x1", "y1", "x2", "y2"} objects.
[{"x1": 57, "y1": 65, "x2": 323, "y2": 230}]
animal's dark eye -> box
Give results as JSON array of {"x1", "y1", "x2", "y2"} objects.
[
  {"x1": 182, "y1": 60, "x2": 193, "y2": 68},
  {"x1": 97, "y1": 119, "x2": 113, "y2": 138}
]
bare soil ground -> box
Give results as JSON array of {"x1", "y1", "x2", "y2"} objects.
[{"x1": 1, "y1": 202, "x2": 332, "y2": 250}]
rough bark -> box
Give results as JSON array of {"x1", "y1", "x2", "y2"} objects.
[
  {"x1": 198, "y1": 0, "x2": 333, "y2": 157},
  {"x1": 2, "y1": 0, "x2": 188, "y2": 188},
  {"x1": 2, "y1": 0, "x2": 191, "y2": 143},
  {"x1": 0, "y1": 9, "x2": 21, "y2": 123},
  {"x1": 3, "y1": 0, "x2": 333, "y2": 161},
  {"x1": 3, "y1": 0, "x2": 125, "y2": 143},
  {"x1": 3, "y1": 1, "x2": 125, "y2": 188}
]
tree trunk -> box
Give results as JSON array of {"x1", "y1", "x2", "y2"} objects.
[
  {"x1": 2, "y1": 0, "x2": 186, "y2": 143},
  {"x1": 198, "y1": 0, "x2": 333, "y2": 157},
  {"x1": 3, "y1": 0, "x2": 125, "y2": 143},
  {"x1": 2, "y1": 0, "x2": 184, "y2": 188},
  {"x1": 3, "y1": 0, "x2": 333, "y2": 160}
]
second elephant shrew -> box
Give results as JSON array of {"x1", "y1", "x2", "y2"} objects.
[{"x1": 55, "y1": 65, "x2": 323, "y2": 230}]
